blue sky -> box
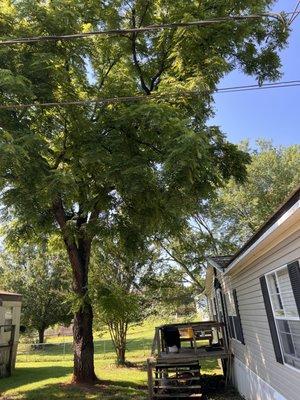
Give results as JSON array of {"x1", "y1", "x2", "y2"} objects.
[{"x1": 209, "y1": 0, "x2": 300, "y2": 147}]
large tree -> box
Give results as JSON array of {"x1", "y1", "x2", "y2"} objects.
[
  {"x1": 0, "y1": 1, "x2": 287, "y2": 383},
  {"x1": 162, "y1": 141, "x2": 300, "y2": 284},
  {"x1": 0, "y1": 243, "x2": 72, "y2": 343},
  {"x1": 209, "y1": 141, "x2": 300, "y2": 247}
]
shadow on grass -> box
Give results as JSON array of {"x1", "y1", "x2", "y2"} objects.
[
  {"x1": 0, "y1": 365, "x2": 71, "y2": 394},
  {"x1": 0, "y1": 375, "x2": 147, "y2": 400},
  {"x1": 200, "y1": 358, "x2": 221, "y2": 372}
]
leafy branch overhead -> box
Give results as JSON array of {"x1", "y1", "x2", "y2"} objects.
[{"x1": 0, "y1": 0, "x2": 289, "y2": 383}]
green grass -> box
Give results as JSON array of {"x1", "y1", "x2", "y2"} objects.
[{"x1": 0, "y1": 319, "x2": 242, "y2": 400}]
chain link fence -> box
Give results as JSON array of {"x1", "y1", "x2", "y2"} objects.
[{"x1": 17, "y1": 339, "x2": 152, "y2": 363}]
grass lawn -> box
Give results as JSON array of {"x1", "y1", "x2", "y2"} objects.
[{"x1": 0, "y1": 320, "x2": 242, "y2": 400}]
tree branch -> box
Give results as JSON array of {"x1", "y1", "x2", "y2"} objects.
[
  {"x1": 131, "y1": 8, "x2": 151, "y2": 95},
  {"x1": 159, "y1": 240, "x2": 204, "y2": 293}
]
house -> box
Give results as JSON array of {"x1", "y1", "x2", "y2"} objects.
[
  {"x1": 205, "y1": 186, "x2": 300, "y2": 400},
  {"x1": 0, "y1": 290, "x2": 22, "y2": 377}
]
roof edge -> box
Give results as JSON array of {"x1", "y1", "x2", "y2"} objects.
[
  {"x1": 0, "y1": 291, "x2": 22, "y2": 302},
  {"x1": 226, "y1": 185, "x2": 300, "y2": 272}
]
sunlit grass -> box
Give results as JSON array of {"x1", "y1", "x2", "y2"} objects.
[{"x1": 0, "y1": 319, "x2": 237, "y2": 400}]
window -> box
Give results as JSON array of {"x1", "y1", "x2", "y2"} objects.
[
  {"x1": 216, "y1": 290, "x2": 224, "y2": 322},
  {"x1": 225, "y1": 290, "x2": 244, "y2": 343},
  {"x1": 225, "y1": 291, "x2": 237, "y2": 338},
  {"x1": 266, "y1": 265, "x2": 300, "y2": 369},
  {"x1": 4, "y1": 307, "x2": 13, "y2": 332}
]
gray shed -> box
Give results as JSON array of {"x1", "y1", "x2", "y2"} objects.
[{"x1": 0, "y1": 291, "x2": 22, "y2": 377}]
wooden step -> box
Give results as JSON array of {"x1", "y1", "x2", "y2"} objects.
[
  {"x1": 153, "y1": 396, "x2": 202, "y2": 399},
  {"x1": 155, "y1": 369, "x2": 200, "y2": 374},
  {"x1": 155, "y1": 385, "x2": 202, "y2": 390},
  {"x1": 155, "y1": 377, "x2": 201, "y2": 382},
  {"x1": 156, "y1": 362, "x2": 199, "y2": 367}
]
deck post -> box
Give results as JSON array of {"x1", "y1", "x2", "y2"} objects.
[
  {"x1": 147, "y1": 359, "x2": 154, "y2": 400},
  {"x1": 151, "y1": 328, "x2": 158, "y2": 356},
  {"x1": 156, "y1": 327, "x2": 161, "y2": 353}
]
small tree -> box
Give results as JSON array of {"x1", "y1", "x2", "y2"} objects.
[
  {"x1": 91, "y1": 239, "x2": 155, "y2": 365},
  {"x1": 0, "y1": 244, "x2": 72, "y2": 343},
  {"x1": 94, "y1": 284, "x2": 143, "y2": 365}
]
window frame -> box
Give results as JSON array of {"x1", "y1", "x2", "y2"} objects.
[
  {"x1": 225, "y1": 290, "x2": 244, "y2": 344},
  {"x1": 215, "y1": 289, "x2": 224, "y2": 323},
  {"x1": 265, "y1": 263, "x2": 300, "y2": 371}
]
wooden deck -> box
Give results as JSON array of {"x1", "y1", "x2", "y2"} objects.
[
  {"x1": 156, "y1": 347, "x2": 230, "y2": 364},
  {"x1": 147, "y1": 321, "x2": 232, "y2": 399}
]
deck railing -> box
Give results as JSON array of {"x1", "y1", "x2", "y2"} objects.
[{"x1": 151, "y1": 321, "x2": 227, "y2": 356}]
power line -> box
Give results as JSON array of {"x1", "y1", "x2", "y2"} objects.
[
  {"x1": 217, "y1": 80, "x2": 300, "y2": 92},
  {"x1": 0, "y1": 13, "x2": 285, "y2": 46},
  {"x1": 289, "y1": 1, "x2": 300, "y2": 24},
  {"x1": 0, "y1": 80, "x2": 299, "y2": 110},
  {"x1": 217, "y1": 82, "x2": 300, "y2": 93}
]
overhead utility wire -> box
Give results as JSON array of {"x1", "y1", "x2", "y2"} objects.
[
  {"x1": 0, "y1": 80, "x2": 299, "y2": 110},
  {"x1": 289, "y1": 2, "x2": 300, "y2": 24},
  {"x1": 0, "y1": 13, "x2": 285, "y2": 46},
  {"x1": 218, "y1": 82, "x2": 300, "y2": 93}
]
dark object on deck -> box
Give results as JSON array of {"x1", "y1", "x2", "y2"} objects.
[{"x1": 162, "y1": 326, "x2": 181, "y2": 350}]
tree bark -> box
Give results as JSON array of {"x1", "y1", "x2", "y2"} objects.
[
  {"x1": 116, "y1": 346, "x2": 126, "y2": 366},
  {"x1": 69, "y1": 243, "x2": 98, "y2": 384},
  {"x1": 53, "y1": 198, "x2": 98, "y2": 384},
  {"x1": 38, "y1": 328, "x2": 45, "y2": 344},
  {"x1": 73, "y1": 302, "x2": 97, "y2": 383}
]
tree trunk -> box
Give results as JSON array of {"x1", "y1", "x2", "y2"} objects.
[
  {"x1": 73, "y1": 302, "x2": 97, "y2": 383},
  {"x1": 70, "y1": 243, "x2": 98, "y2": 384},
  {"x1": 53, "y1": 198, "x2": 98, "y2": 384},
  {"x1": 116, "y1": 346, "x2": 126, "y2": 366},
  {"x1": 108, "y1": 321, "x2": 128, "y2": 366},
  {"x1": 38, "y1": 328, "x2": 45, "y2": 344}
]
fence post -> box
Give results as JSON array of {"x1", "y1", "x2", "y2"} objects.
[{"x1": 147, "y1": 359, "x2": 153, "y2": 400}]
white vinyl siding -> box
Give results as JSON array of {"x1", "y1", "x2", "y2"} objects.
[
  {"x1": 226, "y1": 229, "x2": 300, "y2": 400},
  {"x1": 266, "y1": 264, "x2": 300, "y2": 369}
]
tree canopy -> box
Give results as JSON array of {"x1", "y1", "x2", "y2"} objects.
[
  {"x1": 209, "y1": 141, "x2": 300, "y2": 247},
  {"x1": 0, "y1": 0, "x2": 288, "y2": 383},
  {"x1": 162, "y1": 141, "x2": 300, "y2": 287}
]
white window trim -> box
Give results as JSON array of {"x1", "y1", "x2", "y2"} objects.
[{"x1": 265, "y1": 262, "x2": 300, "y2": 372}]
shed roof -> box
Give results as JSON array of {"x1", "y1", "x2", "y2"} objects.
[{"x1": 0, "y1": 290, "x2": 22, "y2": 302}]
